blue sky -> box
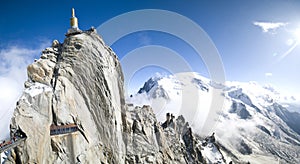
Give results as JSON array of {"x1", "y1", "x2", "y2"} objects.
[
  {"x1": 1, "y1": 1, "x2": 300, "y2": 92},
  {"x1": 1, "y1": 1, "x2": 300, "y2": 137}
]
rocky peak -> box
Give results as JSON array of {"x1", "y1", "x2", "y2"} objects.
[
  {"x1": 6, "y1": 29, "x2": 126, "y2": 163},
  {"x1": 123, "y1": 105, "x2": 227, "y2": 163}
]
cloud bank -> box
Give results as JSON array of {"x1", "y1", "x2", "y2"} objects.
[
  {"x1": 253, "y1": 21, "x2": 287, "y2": 33},
  {"x1": 0, "y1": 42, "x2": 49, "y2": 140}
]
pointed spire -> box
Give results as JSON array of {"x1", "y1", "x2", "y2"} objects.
[
  {"x1": 66, "y1": 8, "x2": 82, "y2": 36},
  {"x1": 70, "y1": 8, "x2": 78, "y2": 29},
  {"x1": 72, "y1": 8, "x2": 75, "y2": 17}
]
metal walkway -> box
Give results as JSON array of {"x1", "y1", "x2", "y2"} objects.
[
  {"x1": 0, "y1": 138, "x2": 26, "y2": 153},
  {"x1": 50, "y1": 124, "x2": 78, "y2": 136},
  {"x1": 0, "y1": 124, "x2": 78, "y2": 154}
]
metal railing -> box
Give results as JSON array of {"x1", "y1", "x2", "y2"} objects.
[
  {"x1": 0, "y1": 138, "x2": 26, "y2": 153},
  {"x1": 50, "y1": 124, "x2": 78, "y2": 136}
]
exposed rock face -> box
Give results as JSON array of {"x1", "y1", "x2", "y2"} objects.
[
  {"x1": 123, "y1": 105, "x2": 225, "y2": 164},
  {"x1": 229, "y1": 101, "x2": 251, "y2": 119},
  {"x1": 7, "y1": 30, "x2": 126, "y2": 163},
  {"x1": 124, "y1": 105, "x2": 187, "y2": 163},
  {"x1": 5, "y1": 29, "x2": 227, "y2": 164}
]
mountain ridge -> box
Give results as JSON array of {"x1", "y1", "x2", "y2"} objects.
[{"x1": 128, "y1": 73, "x2": 300, "y2": 163}]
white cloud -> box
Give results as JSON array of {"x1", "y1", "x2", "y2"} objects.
[
  {"x1": 265, "y1": 72, "x2": 273, "y2": 77},
  {"x1": 0, "y1": 42, "x2": 49, "y2": 140},
  {"x1": 253, "y1": 21, "x2": 287, "y2": 33}
]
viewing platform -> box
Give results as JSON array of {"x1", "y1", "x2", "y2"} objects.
[
  {"x1": 50, "y1": 123, "x2": 78, "y2": 136},
  {"x1": 0, "y1": 137, "x2": 26, "y2": 153}
]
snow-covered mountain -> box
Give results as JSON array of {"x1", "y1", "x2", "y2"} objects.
[{"x1": 127, "y1": 72, "x2": 300, "y2": 163}]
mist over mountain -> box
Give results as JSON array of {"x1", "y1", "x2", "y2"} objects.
[{"x1": 127, "y1": 73, "x2": 300, "y2": 163}]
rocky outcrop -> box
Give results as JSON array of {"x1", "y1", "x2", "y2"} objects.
[
  {"x1": 122, "y1": 105, "x2": 225, "y2": 164},
  {"x1": 124, "y1": 105, "x2": 165, "y2": 163},
  {"x1": 124, "y1": 105, "x2": 187, "y2": 163},
  {"x1": 7, "y1": 29, "x2": 126, "y2": 163},
  {"x1": 230, "y1": 101, "x2": 251, "y2": 119}
]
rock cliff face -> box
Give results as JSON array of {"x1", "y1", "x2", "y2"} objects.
[
  {"x1": 123, "y1": 104, "x2": 226, "y2": 164},
  {"x1": 7, "y1": 29, "x2": 126, "y2": 163},
  {"x1": 5, "y1": 29, "x2": 226, "y2": 164}
]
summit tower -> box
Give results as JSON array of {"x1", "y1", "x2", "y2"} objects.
[
  {"x1": 67, "y1": 8, "x2": 82, "y2": 35},
  {"x1": 70, "y1": 8, "x2": 78, "y2": 29}
]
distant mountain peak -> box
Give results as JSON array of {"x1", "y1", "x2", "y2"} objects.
[{"x1": 128, "y1": 72, "x2": 300, "y2": 163}]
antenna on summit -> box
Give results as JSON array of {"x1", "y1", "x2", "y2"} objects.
[
  {"x1": 70, "y1": 8, "x2": 78, "y2": 29},
  {"x1": 72, "y1": 8, "x2": 75, "y2": 17},
  {"x1": 67, "y1": 8, "x2": 82, "y2": 36}
]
